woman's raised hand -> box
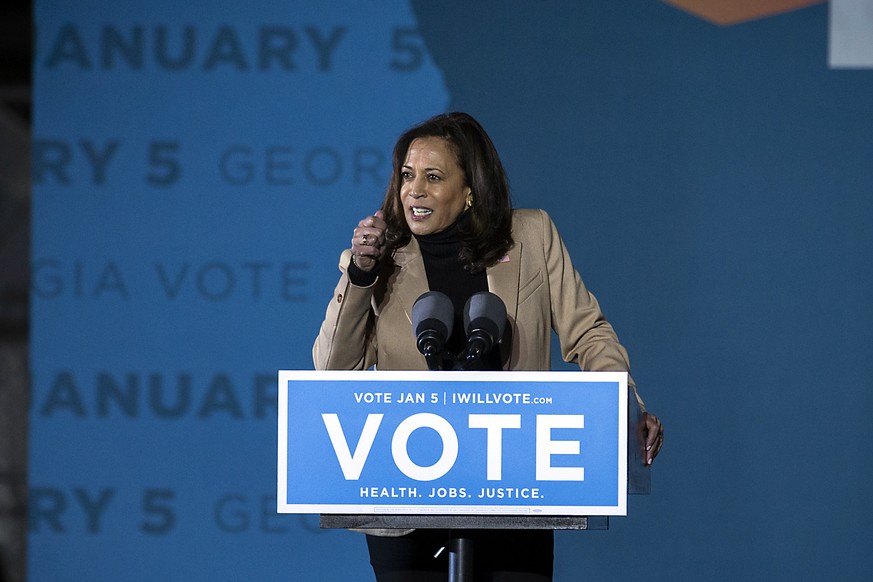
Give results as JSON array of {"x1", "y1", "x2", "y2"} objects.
[{"x1": 350, "y1": 210, "x2": 388, "y2": 271}]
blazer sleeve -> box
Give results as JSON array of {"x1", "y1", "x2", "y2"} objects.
[
  {"x1": 537, "y1": 209, "x2": 646, "y2": 409},
  {"x1": 312, "y1": 249, "x2": 378, "y2": 370}
]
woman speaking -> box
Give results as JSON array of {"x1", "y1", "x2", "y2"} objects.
[{"x1": 314, "y1": 112, "x2": 663, "y2": 581}]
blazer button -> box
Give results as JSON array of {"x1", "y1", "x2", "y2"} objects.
[{"x1": 336, "y1": 293, "x2": 343, "y2": 303}]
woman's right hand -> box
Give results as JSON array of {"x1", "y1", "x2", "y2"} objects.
[{"x1": 350, "y1": 210, "x2": 387, "y2": 271}]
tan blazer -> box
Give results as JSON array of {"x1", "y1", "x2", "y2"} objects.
[{"x1": 313, "y1": 208, "x2": 640, "y2": 401}]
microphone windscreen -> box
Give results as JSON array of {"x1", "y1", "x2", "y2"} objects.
[
  {"x1": 412, "y1": 291, "x2": 454, "y2": 338},
  {"x1": 463, "y1": 292, "x2": 507, "y2": 337}
]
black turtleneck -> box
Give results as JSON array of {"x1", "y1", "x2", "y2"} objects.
[{"x1": 415, "y1": 218, "x2": 500, "y2": 371}]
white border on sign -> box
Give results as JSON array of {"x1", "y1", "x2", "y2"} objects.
[{"x1": 277, "y1": 370, "x2": 628, "y2": 516}]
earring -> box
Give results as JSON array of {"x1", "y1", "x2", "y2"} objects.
[{"x1": 465, "y1": 193, "x2": 473, "y2": 209}]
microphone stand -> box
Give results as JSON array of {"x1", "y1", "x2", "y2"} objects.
[
  {"x1": 448, "y1": 326, "x2": 501, "y2": 580},
  {"x1": 448, "y1": 535, "x2": 474, "y2": 582},
  {"x1": 414, "y1": 291, "x2": 507, "y2": 580},
  {"x1": 422, "y1": 326, "x2": 502, "y2": 579},
  {"x1": 424, "y1": 353, "x2": 442, "y2": 371},
  {"x1": 423, "y1": 351, "x2": 474, "y2": 582}
]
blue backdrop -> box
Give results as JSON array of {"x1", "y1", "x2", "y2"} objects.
[{"x1": 30, "y1": 1, "x2": 873, "y2": 580}]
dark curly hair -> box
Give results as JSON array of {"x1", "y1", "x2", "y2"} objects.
[{"x1": 380, "y1": 112, "x2": 514, "y2": 273}]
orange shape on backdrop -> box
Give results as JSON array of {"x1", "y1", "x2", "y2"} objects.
[{"x1": 663, "y1": 0, "x2": 827, "y2": 26}]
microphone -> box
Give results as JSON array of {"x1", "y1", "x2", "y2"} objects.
[
  {"x1": 463, "y1": 292, "x2": 506, "y2": 364},
  {"x1": 412, "y1": 291, "x2": 454, "y2": 369}
]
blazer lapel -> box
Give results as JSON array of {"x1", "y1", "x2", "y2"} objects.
[
  {"x1": 486, "y1": 242, "x2": 521, "y2": 367},
  {"x1": 391, "y1": 237, "x2": 429, "y2": 325}
]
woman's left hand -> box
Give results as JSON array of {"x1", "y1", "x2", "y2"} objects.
[{"x1": 642, "y1": 412, "x2": 664, "y2": 466}]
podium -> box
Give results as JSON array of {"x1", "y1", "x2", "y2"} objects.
[{"x1": 278, "y1": 370, "x2": 650, "y2": 580}]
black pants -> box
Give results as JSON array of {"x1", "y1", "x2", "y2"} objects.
[{"x1": 366, "y1": 529, "x2": 553, "y2": 582}]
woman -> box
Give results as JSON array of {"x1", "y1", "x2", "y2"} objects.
[{"x1": 313, "y1": 112, "x2": 663, "y2": 581}]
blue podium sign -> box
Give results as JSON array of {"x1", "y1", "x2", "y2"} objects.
[{"x1": 278, "y1": 371, "x2": 628, "y2": 516}]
